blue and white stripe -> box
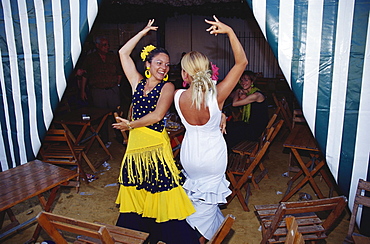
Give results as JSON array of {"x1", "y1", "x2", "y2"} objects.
[
  {"x1": 0, "y1": 0, "x2": 101, "y2": 171},
  {"x1": 247, "y1": 0, "x2": 370, "y2": 233}
]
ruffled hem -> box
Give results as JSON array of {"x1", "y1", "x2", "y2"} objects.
[
  {"x1": 182, "y1": 175, "x2": 231, "y2": 204},
  {"x1": 186, "y1": 202, "x2": 225, "y2": 240},
  {"x1": 115, "y1": 185, "x2": 195, "y2": 223}
]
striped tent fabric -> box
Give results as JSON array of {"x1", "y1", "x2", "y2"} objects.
[
  {"x1": 0, "y1": 0, "x2": 101, "y2": 171},
  {"x1": 246, "y1": 0, "x2": 370, "y2": 234}
]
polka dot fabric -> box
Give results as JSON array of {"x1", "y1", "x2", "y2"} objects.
[{"x1": 132, "y1": 80, "x2": 166, "y2": 132}]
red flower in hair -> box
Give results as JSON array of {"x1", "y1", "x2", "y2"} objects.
[{"x1": 211, "y1": 62, "x2": 219, "y2": 81}]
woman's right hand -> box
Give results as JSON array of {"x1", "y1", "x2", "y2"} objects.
[
  {"x1": 112, "y1": 117, "x2": 131, "y2": 131},
  {"x1": 140, "y1": 19, "x2": 158, "y2": 35}
]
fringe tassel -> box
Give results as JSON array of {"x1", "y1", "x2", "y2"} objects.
[{"x1": 118, "y1": 144, "x2": 181, "y2": 186}]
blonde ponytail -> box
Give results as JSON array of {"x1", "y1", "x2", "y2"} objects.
[{"x1": 181, "y1": 51, "x2": 217, "y2": 110}]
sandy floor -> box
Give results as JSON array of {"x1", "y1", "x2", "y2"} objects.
[{"x1": 1, "y1": 128, "x2": 351, "y2": 244}]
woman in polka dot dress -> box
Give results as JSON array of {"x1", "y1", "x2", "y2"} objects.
[{"x1": 112, "y1": 20, "x2": 198, "y2": 244}]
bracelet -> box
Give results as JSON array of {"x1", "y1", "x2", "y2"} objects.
[{"x1": 126, "y1": 122, "x2": 133, "y2": 130}]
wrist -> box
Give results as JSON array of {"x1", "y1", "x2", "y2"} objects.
[{"x1": 127, "y1": 121, "x2": 133, "y2": 130}]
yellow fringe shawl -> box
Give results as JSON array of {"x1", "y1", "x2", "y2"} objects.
[
  {"x1": 117, "y1": 127, "x2": 181, "y2": 185},
  {"x1": 116, "y1": 127, "x2": 195, "y2": 222}
]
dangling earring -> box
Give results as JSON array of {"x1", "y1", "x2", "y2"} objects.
[
  {"x1": 251, "y1": 83, "x2": 254, "y2": 87},
  {"x1": 145, "y1": 67, "x2": 151, "y2": 78},
  {"x1": 163, "y1": 74, "x2": 169, "y2": 81},
  {"x1": 182, "y1": 79, "x2": 189, "y2": 88}
]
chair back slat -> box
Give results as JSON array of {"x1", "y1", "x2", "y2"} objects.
[
  {"x1": 37, "y1": 211, "x2": 150, "y2": 244},
  {"x1": 256, "y1": 196, "x2": 347, "y2": 244},
  {"x1": 358, "y1": 179, "x2": 370, "y2": 191}
]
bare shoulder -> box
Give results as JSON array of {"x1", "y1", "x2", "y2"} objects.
[
  {"x1": 163, "y1": 82, "x2": 175, "y2": 90},
  {"x1": 161, "y1": 82, "x2": 175, "y2": 95}
]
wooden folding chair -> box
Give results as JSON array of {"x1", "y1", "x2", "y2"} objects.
[
  {"x1": 272, "y1": 93, "x2": 292, "y2": 132},
  {"x1": 38, "y1": 129, "x2": 92, "y2": 191},
  {"x1": 254, "y1": 196, "x2": 347, "y2": 244},
  {"x1": 208, "y1": 214, "x2": 236, "y2": 244},
  {"x1": 227, "y1": 119, "x2": 284, "y2": 211},
  {"x1": 292, "y1": 109, "x2": 306, "y2": 128},
  {"x1": 232, "y1": 107, "x2": 280, "y2": 157},
  {"x1": 36, "y1": 211, "x2": 149, "y2": 244},
  {"x1": 345, "y1": 179, "x2": 370, "y2": 244},
  {"x1": 231, "y1": 107, "x2": 281, "y2": 189}
]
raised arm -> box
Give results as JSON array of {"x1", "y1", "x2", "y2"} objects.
[
  {"x1": 205, "y1": 16, "x2": 248, "y2": 108},
  {"x1": 119, "y1": 19, "x2": 158, "y2": 92}
]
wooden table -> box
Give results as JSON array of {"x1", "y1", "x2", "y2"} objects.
[
  {"x1": 0, "y1": 160, "x2": 78, "y2": 242},
  {"x1": 53, "y1": 107, "x2": 113, "y2": 164},
  {"x1": 281, "y1": 124, "x2": 334, "y2": 202}
]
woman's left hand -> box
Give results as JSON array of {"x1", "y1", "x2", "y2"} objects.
[
  {"x1": 113, "y1": 117, "x2": 131, "y2": 131},
  {"x1": 220, "y1": 113, "x2": 227, "y2": 134},
  {"x1": 205, "y1": 15, "x2": 232, "y2": 36},
  {"x1": 238, "y1": 89, "x2": 247, "y2": 100}
]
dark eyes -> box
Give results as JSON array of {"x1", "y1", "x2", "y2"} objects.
[{"x1": 155, "y1": 61, "x2": 170, "y2": 67}]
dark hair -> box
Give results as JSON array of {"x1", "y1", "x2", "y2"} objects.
[
  {"x1": 95, "y1": 36, "x2": 108, "y2": 44},
  {"x1": 145, "y1": 47, "x2": 170, "y2": 63},
  {"x1": 241, "y1": 70, "x2": 257, "y2": 82}
]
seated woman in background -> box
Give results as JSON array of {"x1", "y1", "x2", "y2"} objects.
[{"x1": 224, "y1": 70, "x2": 269, "y2": 150}]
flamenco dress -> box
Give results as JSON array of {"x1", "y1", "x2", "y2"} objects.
[
  {"x1": 115, "y1": 80, "x2": 198, "y2": 243},
  {"x1": 174, "y1": 90, "x2": 232, "y2": 240}
]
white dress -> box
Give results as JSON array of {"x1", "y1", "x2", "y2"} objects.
[{"x1": 174, "y1": 90, "x2": 232, "y2": 240}]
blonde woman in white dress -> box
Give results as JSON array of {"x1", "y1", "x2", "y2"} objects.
[{"x1": 174, "y1": 16, "x2": 248, "y2": 244}]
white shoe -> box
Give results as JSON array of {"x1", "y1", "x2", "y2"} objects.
[{"x1": 105, "y1": 141, "x2": 112, "y2": 148}]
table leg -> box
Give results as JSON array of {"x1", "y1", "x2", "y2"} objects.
[
  {"x1": 281, "y1": 149, "x2": 325, "y2": 202},
  {"x1": 85, "y1": 113, "x2": 113, "y2": 159},
  {"x1": 29, "y1": 186, "x2": 60, "y2": 243},
  {"x1": 289, "y1": 155, "x2": 321, "y2": 183},
  {"x1": 309, "y1": 153, "x2": 335, "y2": 196},
  {"x1": 0, "y1": 209, "x2": 20, "y2": 234},
  {"x1": 75, "y1": 124, "x2": 89, "y2": 145},
  {"x1": 306, "y1": 161, "x2": 325, "y2": 198}
]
